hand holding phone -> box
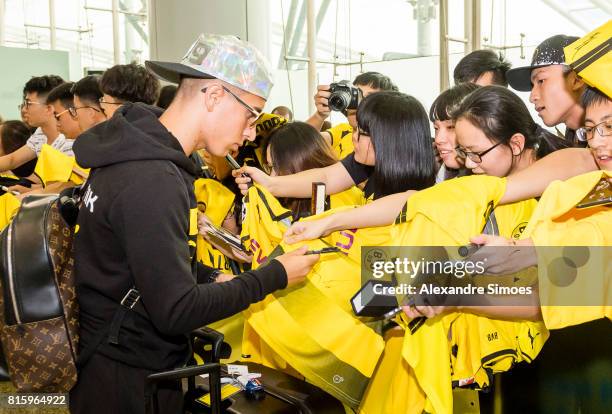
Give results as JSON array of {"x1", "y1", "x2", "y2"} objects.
[
  {"x1": 226, "y1": 154, "x2": 253, "y2": 188},
  {"x1": 305, "y1": 246, "x2": 341, "y2": 255}
]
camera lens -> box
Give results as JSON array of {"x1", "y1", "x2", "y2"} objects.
[{"x1": 328, "y1": 90, "x2": 352, "y2": 112}]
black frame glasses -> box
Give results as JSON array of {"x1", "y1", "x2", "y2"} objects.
[
  {"x1": 455, "y1": 141, "x2": 503, "y2": 163},
  {"x1": 68, "y1": 106, "x2": 102, "y2": 118},
  {"x1": 577, "y1": 120, "x2": 612, "y2": 142},
  {"x1": 98, "y1": 98, "x2": 123, "y2": 116},
  {"x1": 201, "y1": 85, "x2": 262, "y2": 127},
  {"x1": 98, "y1": 97, "x2": 123, "y2": 106}
]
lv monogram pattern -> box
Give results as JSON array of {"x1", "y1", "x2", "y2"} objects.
[{"x1": 0, "y1": 202, "x2": 79, "y2": 392}]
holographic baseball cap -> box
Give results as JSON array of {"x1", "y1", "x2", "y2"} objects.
[
  {"x1": 507, "y1": 34, "x2": 579, "y2": 92},
  {"x1": 145, "y1": 33, "x2": 274, "y2": 100}
]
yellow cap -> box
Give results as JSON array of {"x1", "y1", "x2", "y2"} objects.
[{"x1": 564, "y1": 20, "x2": 612, "y2": 98}]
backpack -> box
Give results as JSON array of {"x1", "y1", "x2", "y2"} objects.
[
  {"x1": 0, "y1": 194, "x2": 79, "y2": 392},
  {"x1": 0, "y1": 175, "x2": 148, "y2": 393}
]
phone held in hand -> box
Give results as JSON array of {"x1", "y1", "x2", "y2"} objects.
[
  {"x1": 305, "y1": 246, "x2": 341, "y2": 255},
  {"x1": 576, "y1": 178, "x2": 612, "y2": 209},
  {"x1": 226, "y1": 154, "x2": 253, "y2": 188}
]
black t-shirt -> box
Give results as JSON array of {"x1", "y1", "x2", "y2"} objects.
[
  {"x1": 11, "y1": 158, "x2": 37, "y2": 178},
  {"x1": 564, "y1": 128, "x2": 588, "y2": 148},
  {"x1": 340, "y1": 152, "x2": 375, "y2": 199}
]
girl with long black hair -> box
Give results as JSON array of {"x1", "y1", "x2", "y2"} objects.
[{"x1": 234, "y1": 91, "x2": 437, "y2": 201}]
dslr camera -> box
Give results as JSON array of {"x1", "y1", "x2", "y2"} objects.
[{"x1": 328, "y1": 80, "x2": 361, "y2": 112}]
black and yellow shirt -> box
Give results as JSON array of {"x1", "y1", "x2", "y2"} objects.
[
  {"x1": 240, "y1": 185, "x2": 392, "y2": 408},
  {"x1": 523, "y1": 170, "x2": 612, "y2": 329},
  {"x1": 34, "y1": 144, "x2": 89, "y2": 186},
  {"x1": 325, "y1": 122, "x2": 354, "y2": 159},
  {"x1": 388, "y1": 175, "x2": 546, "y2": 413}
]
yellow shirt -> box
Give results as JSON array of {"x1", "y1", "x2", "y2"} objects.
[
  {"x1": 240, "y1": 185, "x2": 389, "y2": 408},
  {"x1": 325, "y1": 123, "x2": 354, "y2": 159},
  {"x1": 34, "y1": 144, "x2": 89, "y2": 186},
  {"x1": 389, "y1": 175, "x2": 545, "y2": 413},
  {"x1": 523, "y1": 170, "x2": 612, "y2": 329},
  {"x1": 193, "y1": 178, "x2": 239, "y2": 272},
  {"x1": 0, "y1": 193, "x2": 21, "y2": 231},
  {"x1": 240, "y1": 113, "x2": 288, "y2": 169}
]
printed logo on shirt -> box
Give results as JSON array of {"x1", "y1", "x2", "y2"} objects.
[
  {"x1": 511, "y1": 222, "x2": 528, "y2": 240},
  {"x1": 82, "y1": 186, "x2": 98, "y2": 213}
]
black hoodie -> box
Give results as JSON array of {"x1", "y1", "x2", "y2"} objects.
[{"x1": 73, "y1": 103, "x2": 287, "y2": 370}]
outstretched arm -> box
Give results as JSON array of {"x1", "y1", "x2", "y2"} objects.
[
  {"x1": 285, "y1": 190, "x2": 414, "y2": 243},
  {"x1": 0, "y1": 146, "x2": 37, "y2": 174},
  {"x1": 502, "y1": 148, "x2": 597, "y2": 204},
  {"x1": 234, "y1": 161, "x2": 355, "y2": 197}
]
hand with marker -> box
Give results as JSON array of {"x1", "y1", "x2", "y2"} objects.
[
  {"x1": 232, "y1": 166, "x2": 272, "y2": 195},
  {"x1": 275, "y1": 245, "x2": 320, "y2": 286}
]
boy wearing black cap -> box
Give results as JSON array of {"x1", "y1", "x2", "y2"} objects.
[{"x1": 507, "y1": 35, "x2": 586, "y2": 145}]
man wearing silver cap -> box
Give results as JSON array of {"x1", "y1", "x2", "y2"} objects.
[{"x1": 70, "y1": 34, "x2": 319, "y2": 413}]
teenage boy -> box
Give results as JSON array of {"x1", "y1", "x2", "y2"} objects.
[{"x1": 507, "y1": 35, "x2": 585, "y2": 145}]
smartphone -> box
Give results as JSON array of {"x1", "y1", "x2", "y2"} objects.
[
  {"x1": 225, "y1": 154, "x2": 253, "y2": 188},
  {"x1": 576, "y1": 178, "x2": 611, "y2": 209},
  {"x1": 225, "y1": 154, "x2": 241, "y2": 170},
  {"x1": 305, "y1": 246, "x2": 341, "y2": 255}
]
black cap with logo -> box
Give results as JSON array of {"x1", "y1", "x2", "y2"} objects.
[{"x1": 507, "y1": 34, "x2": 579, "y2": 92}]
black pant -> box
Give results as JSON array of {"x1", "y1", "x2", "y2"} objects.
[{"x1": 69, "y1": 353, "x2": 183, "y2": 414}]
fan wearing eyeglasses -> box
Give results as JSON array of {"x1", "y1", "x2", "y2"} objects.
[
  {"x1": 0, "y1": 75, "x2": 67, "y2": 176},
  {"x1": 235, "y1": 91, "x2": 436, "y2": 203},
  {"x1": 5, "y1": 82, "x2": 86, "y2": 197},
  {"x1": 47, "y1": 82, "x2": 82, "y2": 140},
  {"x1": 70, "y1": 75, "x2": 107, "y2": 132},
  {"x1": 454, "y1": 86, "x2": 571, "y2": 178},
  {"x1": 99, "y1": 63, "x2": 160, "y2": 118}
]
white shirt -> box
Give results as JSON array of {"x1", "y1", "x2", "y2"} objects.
[{"x1": 25, "y1": 128, "x2": 74, "y2": 157}]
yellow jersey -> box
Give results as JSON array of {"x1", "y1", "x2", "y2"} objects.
[{"x1": 523, "y1": 170, "x2": 612, "y2": 329}]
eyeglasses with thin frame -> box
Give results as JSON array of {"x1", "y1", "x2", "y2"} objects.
[
  {"x1": 98, "y1": 98, "x2": 123, "y2": 116},
  {"x1": 18, "y1": 100, "x2": 46, "y2": 110},
  {"x1": 201, "y1": 85, "x2": 262, "y2": 127},
  {"x1": 455, "y1": 140, "x2": 503, "y2": 163},
  {"x1": 576, "y1": 120, "x2": 612, "y2": 142},
  {"x1": 98, "y1": 97, "x2": 123, "y2": 106},
  {"x1": 68, "y1": 106, "x2": 102, "y2": 118},
  {"x1": 53, "y1": 108, "x2": 72, "y2": 121}
]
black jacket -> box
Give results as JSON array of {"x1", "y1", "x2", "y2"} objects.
[{"x1": 73, "y1": 103, "x2": 287, "y2": 370}]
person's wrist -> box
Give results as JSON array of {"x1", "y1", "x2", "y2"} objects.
[
  {"x1": 267, "y1": 175, "x2": 278, "y2": 194},
  {"x1": 323, "y1": 215, "x2": 337, "y2": 235},
  {"x1": 327, "y1": 212, "x2": 348, "y2": 234},
  {"x1": 315, "y1": 111, "x2": 328, "y2": 121},
  {"x1": 216, "y1": 273, "x2": 235, "y2": 283},
  {"x1": 207, "y1": 269, "x2": 222, "y2": 283}
]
